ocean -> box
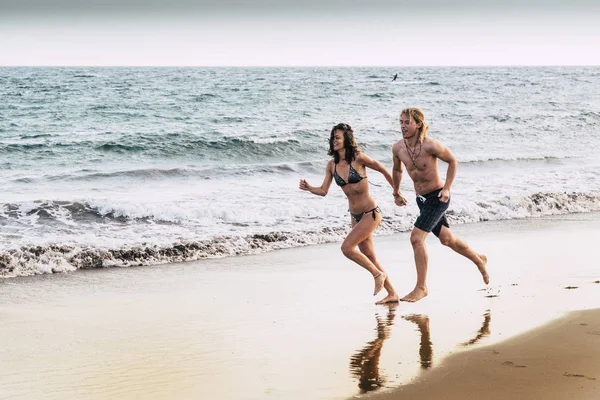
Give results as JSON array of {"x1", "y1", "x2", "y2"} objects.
[{"x1": 1, "y1": 66, "x2": 599, "y2": 278}]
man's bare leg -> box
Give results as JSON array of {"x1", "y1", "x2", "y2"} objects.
[
  {"x1": 342, "y1": 216, "x2": 387, "y2": 296},
  {"x1": 438, "y1": 226, "x2": 489, "y2": 284},
  {"x1": 358, "y1": 237, "x2": 400, "y2": 304},
  {"x1": 401, "y1": 228, "x2": 429, "y2": 302}
]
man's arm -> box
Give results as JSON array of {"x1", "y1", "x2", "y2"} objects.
[
  {"x1": 299, "y1": 160, "x2": 334, "y2": 196},
  {"x1": 431, "y1": 140, "x2": 457, "y2": 202},
  {"x1": 391, "y1": 144, "x2": 407, "y2": 206}
]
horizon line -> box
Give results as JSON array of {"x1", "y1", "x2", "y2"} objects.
[{"x1": 1, "y1": 64, "x2": 598, "y2": 68}]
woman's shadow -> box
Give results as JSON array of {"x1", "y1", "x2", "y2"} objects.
[{"x1": 349, "y1": 308, "x2": 492, "y2": 393}]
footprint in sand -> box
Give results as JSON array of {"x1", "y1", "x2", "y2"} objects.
[
  {"x1": 564, "y1": 373, "x2": 596, "y2": 380},
  {"x1": 502, "y1": 361, "x2": 526, "y2": 368}
]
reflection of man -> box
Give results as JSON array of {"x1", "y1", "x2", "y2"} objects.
[
  {"x1": 392, "y1": 107, "x2": 489, "y2": 302},
  {"x1": 462, "y1": 311, "x2": 492, "y2": 346},
  {"x1": 350, "y1": 306, "x2": 396, "y2": 393},
  {"x1": 402, "y1": 314, "x2": 433, "y2": 369}
]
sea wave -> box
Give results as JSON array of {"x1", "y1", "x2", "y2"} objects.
[
  {"x1": 0, "y1": 135, "x2": 324, "y2": 162},
  {"x1": 0, "y1": 227, "x2": 350, "y2": 278},
  {"x1": 459, "y1": 155, "x2": 579, "y2": 164},
  {"x1": 12, "y1": 161, "x2": 321, "y2": 184},
  {"x1": 1, "y1": 191, "x2": 600, "y2": 279},
  {"x1": 1, "y1": 201, "x2": 156, "y2": 224}
]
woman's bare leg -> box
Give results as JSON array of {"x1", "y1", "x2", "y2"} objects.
[
  {"x1": 358, "y1": 235, "x2": 399, "y2": 304},
  {"x1": 342, "y1": 214, "x2": 386, "y2": 295}
]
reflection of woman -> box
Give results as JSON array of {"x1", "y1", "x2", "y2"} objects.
[
  {"x1": 350, "y1": 305, "x2": 397, "y2": 393},
  {"x1": 299, "y1": 123, "x2": 399, "y2": 303}
]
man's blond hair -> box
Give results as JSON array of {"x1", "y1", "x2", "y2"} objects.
[{"x1": 401, "y1": 108, "x2": 429, "y2": 141}]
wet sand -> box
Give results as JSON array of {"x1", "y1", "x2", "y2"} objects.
[
  {"x1": 364, "y1": 308, "x2": 600, "y2": 400},
  {"x1": 1, "y1": 213, "x2": 599, "y2": 400}
]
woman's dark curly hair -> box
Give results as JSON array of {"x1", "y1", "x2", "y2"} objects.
[{"x1": 328, "y1": 123, "x2": 360, "y2": 164}]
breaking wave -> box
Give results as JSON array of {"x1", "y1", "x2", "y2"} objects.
[{"x1": 1, "y1": 191, "x2": 599, "y2": 278}]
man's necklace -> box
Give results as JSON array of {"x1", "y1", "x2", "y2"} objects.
[{"x1": 404, "y1": 139, "x2": 422, "y2": 166}]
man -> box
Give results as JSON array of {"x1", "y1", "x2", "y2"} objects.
[{"x1": 392, "y1": 108, "x2": 488, "y2": 302}]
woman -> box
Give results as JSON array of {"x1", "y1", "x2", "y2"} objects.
[{"x1": 299, "y1": 123, "x2": 399, "y2": 304}]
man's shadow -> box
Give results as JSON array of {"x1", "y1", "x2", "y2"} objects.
[{"x1": 349, "y1": 308, "x2": 492, "y2": 393}]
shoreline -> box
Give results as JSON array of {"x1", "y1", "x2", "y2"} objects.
[
  {"x1": 2, "y1": 210, "x2": 600, "y2": 281},
  {"x1": 363, "y1": 308, "x2": 600, "y2": 400}
]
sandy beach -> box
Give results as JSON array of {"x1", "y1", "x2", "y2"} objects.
[
  {"x1": 364, "y1": 308, "x2": 600, "y2": 400},
  {"x1": 1, "y1": 212, "x2": 600, "y2": 400}
]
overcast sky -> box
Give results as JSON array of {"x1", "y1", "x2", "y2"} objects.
[{"x1": 0, "y1": 0, "x2": 598, "y2": 66}]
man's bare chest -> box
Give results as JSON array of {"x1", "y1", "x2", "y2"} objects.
[{"x1": 399, "y1": 150, "x2": 431, "y2": 173}]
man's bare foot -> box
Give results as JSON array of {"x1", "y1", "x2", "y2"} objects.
[
  {"x1": 373, "y1": 272, "x2": 387, "y2": 296},
  {"x1": 401, "y1": 286, "x2": 428, "y2": 302},
  {"x1": 478, "y1": 254, "x2": 489, "y2": 284},
  {"x1": 375, "y1": 293, "x2": 400, "y2": 305}
]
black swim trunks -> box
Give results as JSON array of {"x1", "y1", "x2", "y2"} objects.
[{"x1": 414, "y1": 188, "x2": 450, "y2": 237}]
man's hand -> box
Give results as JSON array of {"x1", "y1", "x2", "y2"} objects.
[
  {"x1": 438, "y1": 188, "x2": 450, "y2": 203},
  {"x1": 394, "y1": 193, "x2": 407, "y2": 206}
]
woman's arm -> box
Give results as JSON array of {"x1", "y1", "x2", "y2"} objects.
[
  {"x1": 357, "y1": 153, "x2": 394, "y2": 188},
  {"x1": 299, "y1": 160, "x2": 334, "y2": 196}
]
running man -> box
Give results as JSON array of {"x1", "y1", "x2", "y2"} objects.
[{"x1": 392, "y1": 108, "x2": 489, "y2": 302}]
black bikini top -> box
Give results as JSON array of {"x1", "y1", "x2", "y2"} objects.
[{"x1": 334, "y1": 163, "x2": 365, "y2": 187}]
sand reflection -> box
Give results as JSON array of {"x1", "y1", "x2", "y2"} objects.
[
  {"x1": 349, "y1": 305, "x2": 397, "y2": 393},
  {"x1": 403, "y1": 314, "x2": 434, "y2": 369},
  {"x1": 350, "y1": 308, "x2": 493, "y2": 393},
  {"x1": 462, "y1": 310, "x2": 492, "y2": 346}
]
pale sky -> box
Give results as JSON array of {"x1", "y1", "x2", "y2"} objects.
[{"x1": 0, "y1": 0, "x2": 598, "y2": 66}]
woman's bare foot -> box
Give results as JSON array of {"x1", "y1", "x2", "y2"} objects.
[
  {"x1": 373, "y1": 272, "x2": 387, "y2": 296},
  {"x1": 401, "y1": 286, "x2": 428, "y2": 302},
  {"x1": 375, "y1": 292, "x2": 400, "y2": 305},
  {"x1": 477, "y1": 254, "x2": 489, "y2": 284}
]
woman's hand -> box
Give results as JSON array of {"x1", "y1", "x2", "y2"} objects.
[{"x1": 299, "y1": 179, "x2": 310, "y2": 191}]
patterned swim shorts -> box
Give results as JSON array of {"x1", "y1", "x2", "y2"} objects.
[{"x1": 414, "y1": 188, "x2": 450, "y2": 237}]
